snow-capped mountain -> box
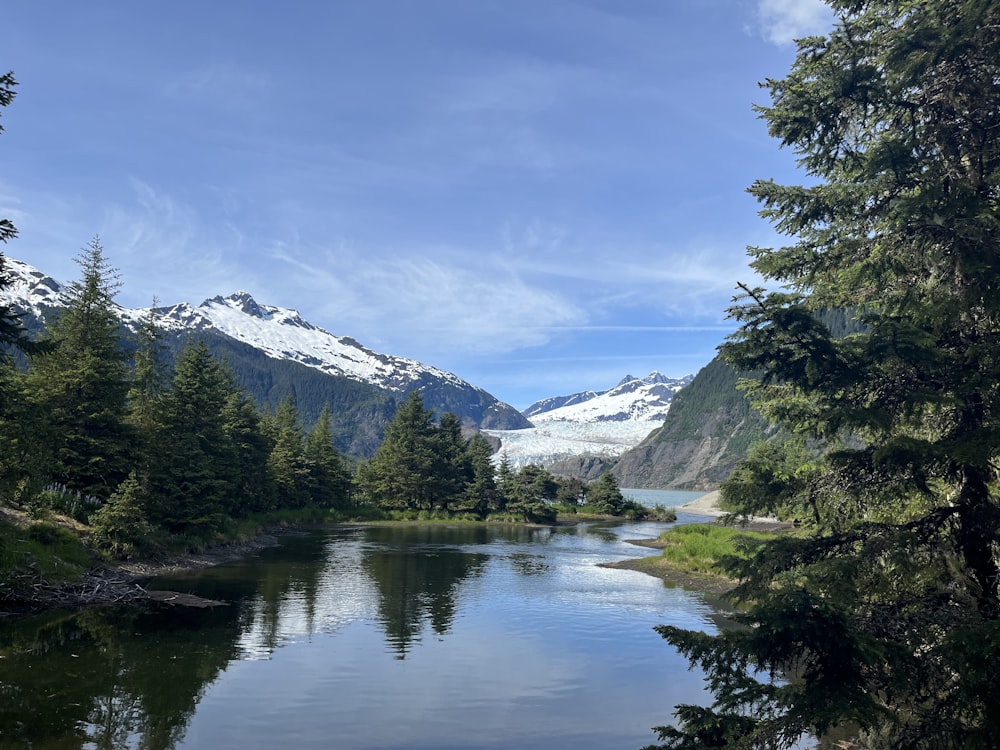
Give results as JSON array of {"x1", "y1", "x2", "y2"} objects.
[
  {"x1": 0, "y1": 257, "x2": 530, "y2": 447},
  {"x1": 133, "y1": 292, "x2": 474, "y2": 395},
  {"x1": 484, "y1": 372, "x2": 693, "y2": 469}
]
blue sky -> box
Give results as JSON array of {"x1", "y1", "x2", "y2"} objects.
[{"x1": 2, "y1": 1, "x2": 833, "y2": 409}]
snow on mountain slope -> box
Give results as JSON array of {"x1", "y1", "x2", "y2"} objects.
[
  {"x1": 484, "y1": 372, "x2": 693, "y2": 468},
  {"x1": 141, "y1": 292, "x2": 471, "y2": 394},
  {"x1": 0, "y1": 258, "x2": 480, "y2": 396},
  {"x1": 4, "y1": 257, "x2": 73, "y2": 314}
]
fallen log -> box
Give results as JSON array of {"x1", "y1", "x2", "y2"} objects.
[{"x1": 144, "y1": 590, "x2": 227, "y2": 608}]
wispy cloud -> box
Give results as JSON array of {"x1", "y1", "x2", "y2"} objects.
[
  {"x1": 98, "y1": 180, "x2": 253, "y2": 306},
  {"x1": 163, "y1": 62, "x2": 271, "y2": 106},
  {"x1": 756, "y1": 0, "x2": 834, "y2": 46},
  {"x1": 269, "y1": 246, "x2": 586, "y2": 356}
]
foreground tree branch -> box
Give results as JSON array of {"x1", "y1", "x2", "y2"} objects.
[{"x1": 650, "y1": 2, "x2": 1000, "y2": 748}]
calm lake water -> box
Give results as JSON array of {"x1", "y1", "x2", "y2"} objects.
[{"x1": 2, "y1": 490, "x2": 732, "y2": 750}]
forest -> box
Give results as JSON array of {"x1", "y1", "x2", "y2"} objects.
[{"x1": 0, "y1": 234, "x2": 650, "y2": 562}]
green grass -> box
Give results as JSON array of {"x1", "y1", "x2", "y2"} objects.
[
  {"x1": 0, "y1": 520, "x2": 95, "y2": 589},
  {"x1": 657, "y1": 523, "x2": 770, "y2": 576}
]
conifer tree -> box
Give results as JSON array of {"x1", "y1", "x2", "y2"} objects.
[
  {"x1": 431, "y1": 412, "x2": 470, "y2": 512},
  {"x1": 223, "y1": 391, "x2": 276, "y2": 514},
  {"x1": 0, "y1": 72, "x2": 54, "y2": 501},
  {"x1": 464, "y1": 434, "x2": 498, "y2": 518},
  {"x1": 147, "y1": 340, "x2": 237, "y2": 534},
  {"x1": 586, "y1": 472, "x2": 624, "y2": 515},
  {"x1": 356, "y1": 391, "x2": 439, "y2": 511},
  {"x1": 266, "y1": 394, "x2": 310, "y2": 508},
  {"x1": 651, "y1": 2, "x2": 1000, "y2": 747},
  {"x1": 494, "y1": 452, "x2": 515, "y2": 513},
  {"x1": 25, "y1": 238, "x2": 133, "y2": 499},
  {"x1": 126, "y1": 302, "x2": 171, "y2": 502},
  {"x1": 303, "y1": 403, "x2": 350, "y2": 508}
]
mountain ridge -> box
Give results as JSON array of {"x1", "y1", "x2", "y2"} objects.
[{"x1": 1, "y1": 257, "x2": 530, "y2": 455}]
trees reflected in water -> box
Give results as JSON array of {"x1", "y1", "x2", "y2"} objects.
[{"x1": 1, "y1": 524, "x2": 615, "y2": 747}]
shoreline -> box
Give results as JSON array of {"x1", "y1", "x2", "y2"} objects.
[
  {"x1": 4, "y1": 490, "x2": 781, "y2": 614},
  {"x1": 1, "y1": 524, "x2": 283, "y2": 616},
  {"x1": 599, "y1": 489, "x2": 792, "y2": 593}
]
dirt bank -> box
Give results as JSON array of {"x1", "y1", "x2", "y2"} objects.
[{"x1": 1, "y1": 508, "x2": 280, "y2": 615}]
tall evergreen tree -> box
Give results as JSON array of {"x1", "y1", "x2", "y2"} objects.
[
  {"x1": 0, "y1": 72, "x2": 54, "y2": 502},
  {"x1": 25, "y1": 238, "x2": 133, "y2": 499},
  {"x1": 223, "y1": 391, "x2": 276, "y2": 515},
  {"x1": 508, "y1": 464, "x2": 558, "y2": 522},
  {"x1": 126, "y1": 302, "x2": 171, "y2": 500},
  {"x1": 147, "y1": 340, "x2": 237, "y2": 534},
  {"x1": 356, "y1": 391, "x2": 439, "y2": 511},
  {"x1": 431, "y1": 412, "x2": 470, "y2": 512},
  {"x1": 265, "y1": 394, "x2": 310, "y2": 508},
  {"x1": 303, "y1": 403, "x2": 351, "y2": 508},
  {"x1": 586, "y1": 472, "x2": 624, "y2": 515},
  {"x1": 464, "y1": 434, "x2": 498, "y2": 518},
  {"x1": 651, "y1": 2, "x2": 1000, "y2": 748}
]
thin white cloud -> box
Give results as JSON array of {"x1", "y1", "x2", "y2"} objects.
[
  {"x1": 98, "y1": 180, "x2": 253, "y2": 307},
  {"x1": 270, "y1": 247, "x2": 586, "y2": 357},
  {"x1": 757, "y1": 0, "x2": 834, "y2": 46},
  {"x1": 163, "y1": 61, "x2": 271, "y2": 103}
]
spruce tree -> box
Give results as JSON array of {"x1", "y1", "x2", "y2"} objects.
[
  {"x1": 147, "y1": 340, "x2": 237, "y2": 534},
  {"x1": 356, "y1": 391, "x2": 439, "y2": 511},
  {"x1": 25, "y1": 238, "x2": 133, "y2": 499},
  {"x1": 126, "y1": 302, "x2": 171, "y2": 503},
  {"x1": 464, "y1": 434, "x2": 498, "y2": 518},
  {"x1": 586, "y1": 472, "x2": 624, "y2": 515},
  {"x1": 0, "y1": 72, "x2": 54, "y2": 501},
  {"x1": 266, "y1": 394, "x2": 309, "y2": 508},
  {"x1": 223, "y1": 391, "x2": 276, "y2": 514},
  {"x1": 431, "y1": 412, "x2": 470, "y2": 512},
  {"x1": 651, "y1": 2, "x2": 1000, "y2": 747},
  {"x1": 303, "y1": 404, "x2": 350, "y2": 508}
]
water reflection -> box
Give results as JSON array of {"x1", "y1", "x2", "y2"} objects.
[
  {"x1": 0, "y1": 604, "x2": 242, "y2": 750},
  {"x1": 1, "y1": 522, "x2": 725, "y2": 750},
  {"x1": 360, "y1": 526, "x2": 489, "y2": 657}
]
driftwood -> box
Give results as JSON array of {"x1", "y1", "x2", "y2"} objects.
[
  {"x1": 144, "y1": 590, "x2": 227, "y2": 608},
  {"x1": 2, "y1": 566, "x2": 227, "y2": 613}
]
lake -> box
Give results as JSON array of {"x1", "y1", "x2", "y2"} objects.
[{"x1": 1, "y1": 491, "x2": 730, "y2": 750}]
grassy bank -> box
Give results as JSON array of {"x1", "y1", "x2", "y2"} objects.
[{"x1": 603, "y1": 523, "x2": 775, "y2": 593}]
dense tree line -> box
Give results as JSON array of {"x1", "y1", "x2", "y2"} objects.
[
  {"x1": 0, "y1": 237, "x2": 644, "y2": 554},
  {"x1": 355, "y1": 391, "x2": 650, "y2": 522},
  {"x1": 650, "y1": 1, "x2": 1000, "y2": 748},
  {"x1": 0, "y1": 236, "x2": 352, "y2": 554}
]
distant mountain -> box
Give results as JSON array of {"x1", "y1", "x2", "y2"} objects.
[
  {"x1": 610, "y1": 310, "x2": 866, "y2": 490},
  {"x1": 1, "y1": 257, "x2": 530, "y2": 456},
  {"x1": 484, "y1": 372, "x2": 693, "y2": 473},
  {"x1": 609, "y1": 357, "x2": 773, "y2": 490}
]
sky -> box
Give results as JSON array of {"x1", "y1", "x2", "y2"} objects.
[{"x1": 1, "y1": 0, "x2": 834, "y2": 410}]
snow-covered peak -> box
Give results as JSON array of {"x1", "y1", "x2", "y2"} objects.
[
  {"x1": 2, "y1": 257, "x2": 71, "y2": 317},
  {"x1": 200, "y1": 293, "x2": 317, "y2": 331},
  {"x1": 485, "y1": 372, "x2": 693, "y2": 469},
  {"x1": 0, "y1": 258, "x2": 477, "y2": 396},
  {"x1": 131, "y1": 292, "x2": 466, "y2": 393},
  {"x1": 527, "y1": 372, "x2": 692, "y2": 425}
]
